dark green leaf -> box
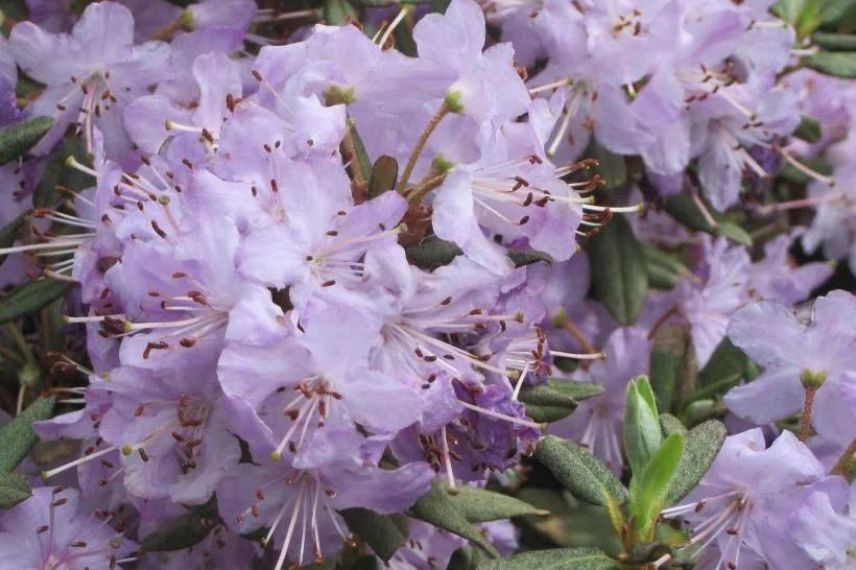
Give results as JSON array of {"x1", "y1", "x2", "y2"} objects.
[
  {"x1": 588, "y1": 215, "x2": 648, "y2": 325},
  {"x1": 535, "y1": 436, "x2": 626, "y2": 508},
  {"x1": 666, "y1": 420, "x2": 726, "y2": 505},
  {"x1": 623, "y1": 376, "x2": 663, "y2": 477},
  {"x1": 477, "y1": 547, "x2": 618, "y2": 570},
  {"x1": 589, "y1": 142, "x2": 627, "y2": 190},
  {"x1": 804, "y1": 51, "x2": 856, "y2": 77},
  {"x1": 352, "y1": 556, "x2": 380, "y2": 570},
  {"x1": 348, "y1": 118, "x2": 373, "y2": 185},
  {"x1": 794, "y1": 116, "x2": 823, "y2": 142},
  {"x1": 322, "y1": 0, "x2": 358, "y2": 23},
  {"x1": 0, "y1": 397, "x2": 55, "y2": 472},
  {"x1": 0, "y1": 117, "x2": 54, "y2": 166},
  {"x1": 649, "y1": 322, "x2": 697, "y2": 412},
  {"x1": 642, "y1": 245, "x2": 689, "y2": 290},
  {"x1": 696, "y1": 338, "x2": 749, "y2": 399},
  {"x1": 447, "y1": 486, "x2": 546, "y2": 523},
  {"x1": 629, "y1": 432, "x2": 684, "y2": 539},
  {"x1": 0, "y1": 472, "x2": 31, "y2": 509},
  {"x1": 664, "y1": 193, "x2": 752, "y2": 246},
  {"x1": 508, "y1": 249, "x2": 553, "y2": 268},
  {"x1": 772, "y1": 0, "x2": 808, "y2": 23},
  {"x1": 409, "y1": 483, "x2": 499, "y2": 557},
  {"x1": 448, "y1": 546, "x2": 483, "y2": 570},
  {"x1": 520, "y1": 380, "x2": 605, "y2": 423},
  {"x1": 813, "y1": 32, "x2": 856, "y2": 50},
  {"x1": 34, "y1": 137, "x2": 90, "y2": 209},
  {"x1": 368, "y1": 155, "x2": 399, "y2": 198},
  {"x1": 141, "y1": 498, "x2": 219, "y2": 551},
  {"x1": 820, "y1": 0, "x2": 856, "y2": 24},
  {"x1": 0, "y1": 214, "x2": 25, "y2": 267},
  {"x1": 0, "y1": 280, "x2": 69, "y2": 324},
  {"x1": 341, "y1": 508, "x2": 409, "y2": 562},
  {"x1": 405, "y1": 237, "x2": 462, "y2": 270}
]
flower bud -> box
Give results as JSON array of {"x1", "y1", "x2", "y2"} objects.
[{"x1": 800, "y1": 368, "x2": 827, "y2": 389}]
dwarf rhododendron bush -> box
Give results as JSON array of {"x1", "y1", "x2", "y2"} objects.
[{"x1": 2, "y1": 0, "x2": 856, "y2": 568}]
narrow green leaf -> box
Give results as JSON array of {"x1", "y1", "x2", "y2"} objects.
[
  {"x1": 589, "y1": 142, "x2": 627, "y2": 190},
  {"x1": 448, "y1": 546, "x2": 483, "y2": 570},
  {"x1": 642, "y1": 245, "x2": 689, "y2": 290},
  {"x1": 819, "y1": 0, "x2": 856, "y2": 23},
  {"x1": 794, "y1": 116, "x2": 823, "y2": 142},
  {"x1": 0, "y1": 397, "x2": 55, "y2": 472},
  {"x1": 34, "y1": 137, "x2": 90, "y2": 209},
  {"x1": 519, "y1": 380, "x2": 604, "y2": 423},
  {"x1": 141, "y1": 498, "x2": 219, "y2": 551},
  {"x1": 507, "y1": 249, "x2": 553, "y2": 268},
  {"x1": 696, "y1": 338, "x2": 749, "y2": 399},
  {"x1": 0, "y1": 280, "x2": 69, "y2": 324},
  {"x1": 0, "y1": 117, "x2": 54, "y2": 166},
  {"x1": 348, "y1": 118, "x2": 373, "y2": 184},
  {"x1": 352, "y1": 556, "x2": 380, "y2": 570},
  {"x1": 666, "y1": 420, "x2": 727, "y2": 505},
  {"x1": 623, "y1": 376, "x2": 663, "y2": 477},
  {"x1": 448, "y1": 486, "x2": 545, "y2": 523},
  {"x1": 409, "y1": 483, "x2": 499, "y2": 557},
  {"x1": 716, "y1": 221, "x2": 752, "y2": 246},
  {"x1": 547, "y1": 379, "x2": 606, "y2": 401},
  {"x1": 649, "y1": 322, "x2": 697, "y2": 412},
  {"x1": 478, "y1": 547, "x2": 618, "y2": 570},
  {"x1": 804, "y1": 51, "x2": 856, "y2": 78},
  {"x1": 813, "y1": 32, "x2": 856, "y2": 51},
  {"x1": 0, "y1": 472, "x2": 31, "y2": 509},
  {"x1": 341, "y1": 508, "x2": 409, "y2": 562},
  {"x1": 588, "y1": 215, "x2": 648, "y2": 325},
  {"x1": 535, "y1": 436, "x2": 626, "y2": 507},
  {"x1": 772, "y1": 0, "x2": 808, "y2": 23},
  {"x1": 629, "y1": 432, "x2": 684, "y2": 539},
  {"x1": 405, "y1": 237, "x2": 462, "y2": 270},
  {"x1": 659, "y1": 413, "x2": 687, "y2": 437},
  {"x1": 0, "y1": 214, "x2": 25, "y2": 267},
  {"x1": 322, "y1": 0, "x2": 358, "y2": 23},
  {"x1": 368, "y1": 155, "x2": 399, "y2": 198}
]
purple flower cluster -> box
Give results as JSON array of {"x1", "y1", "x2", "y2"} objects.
[{"x1": 0, "y1": 0, "x2": 856, "y2": 569}]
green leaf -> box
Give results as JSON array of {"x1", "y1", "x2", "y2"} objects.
[
  {"x1": 666, "y1": 420, "x2": 727, "y2": 505},
  {"x1": 34, "y1": 137, "x2": 90, "y2": 209},
  {"x1": 368, "y1": 155, "x2": 399, "y2": 198},
  {"x1": 623, "y1": 376, "x2": 663, "y2": 477},
  {"x1": 477, "y1": 547, "x2": 618, "y2": 570},
  {"x1": 629, "y1": 432, "x2": 684, "y2": 539},
  {"x1": 341, "y1": 508, "x2": 409, "y2": 562},
  {"x1": 0, "y1": 279, "x2": 69, "y2": 324},
  {"x1": 448, "y1": 546, "x2": 483, "y2": 570},
  {"x1": 589, "y1": 142, "x2": 627, "y2": 190},
  {"x1": 322, "y1": 0, "x2": 358, "y2": 23},
  {"x1": 348, "y1": 117, "x2": 373, "y2": 185},
  {"x1": 772, "y1": 0, "x2": 808, "y2": 23},
  {"x1": 804, "y1": 51, "x2": 856, "y2": 78},
  {"x1": 696, "y1": 338, "x2": 749, "y2": 399},
  {"x1": 141, "y1": 498, "x2": 219, "y2": 551},
  {"x1": 447, "y1": 486, "x2": 546, "y2": 523},
  {"x1": 519, "y1": 380, "x2": 604, "y2": 423},
  {"x1": 405, "y1": 237, "x2": 462, "y2": 269},
  {"x1": 664, "y1": 193, "x2": 752, "y2": 246},
  {"x1": 535, "y1": 436, "x2": 626, "y2": 508},
  {"x1": 813, "y1": 32, "x2": 856, "y2": 50},
  {"x1": 588, "y1": 215, "x2": 648, "y2": 325},
  {"x1": 0, "y1": 214, "x2": 25, "y2": 267},
  {"x1": 0, "y1": 472, "x2": 31, "y2": 509},
  {"x1": 0, "y1": 117, "x2": 54, "y2": 166},
  {"x1": 794, "y1": 116, "x2": 823, "y2": 143},
  {"x1": 649, "y1": 322, "x2": 697, "y2": 412},
  {"x1": 642, "y1": 245, "x2": 689, "y2": 290},
  {"x1": 507, "y1": 249, "x2": 553, "y2": 268},
  {"x1": 409, "y1": 483, "x2": 499, "y2": 557},
  {"x1": 405, "y1": 238, "x2": 553, "y2": 271},
  {"x1": 0, "y1": 397, "x2": 55, "y2": 472},
  {"x1": 659, "y1": 413, "x2": 687, "y2": 437}
]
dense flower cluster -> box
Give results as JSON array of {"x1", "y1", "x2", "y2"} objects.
[{"x1": 0, "y1": 0, "x2": 855, "y2": 569}]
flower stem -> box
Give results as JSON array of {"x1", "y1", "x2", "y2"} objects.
[
  {"x1": 397, "y1": 102, "x2": 451, "y2": 194},
  {"x1": 798, "y1": 385, "x2": 818, "y2": 442},
  {"x1": 831, "y1": 438, "x2": 856, "y2": 476}
]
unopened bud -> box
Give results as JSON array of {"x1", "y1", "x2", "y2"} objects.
[
  {"x1": 431, "y1": 155, "x2": 455, "y2": 174},
  {"x1": 443, "y1": 91, "x2": 464, "y2": 114},
  {"x1": 800, "y1": 368, "x2": 827, "y2": 389},
  {"x1": 179, "y1": 9, "x2": 194, "y2": 31},
  {"x1": 323, "y1": 85, "x2": 356, "y2": 106}
]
